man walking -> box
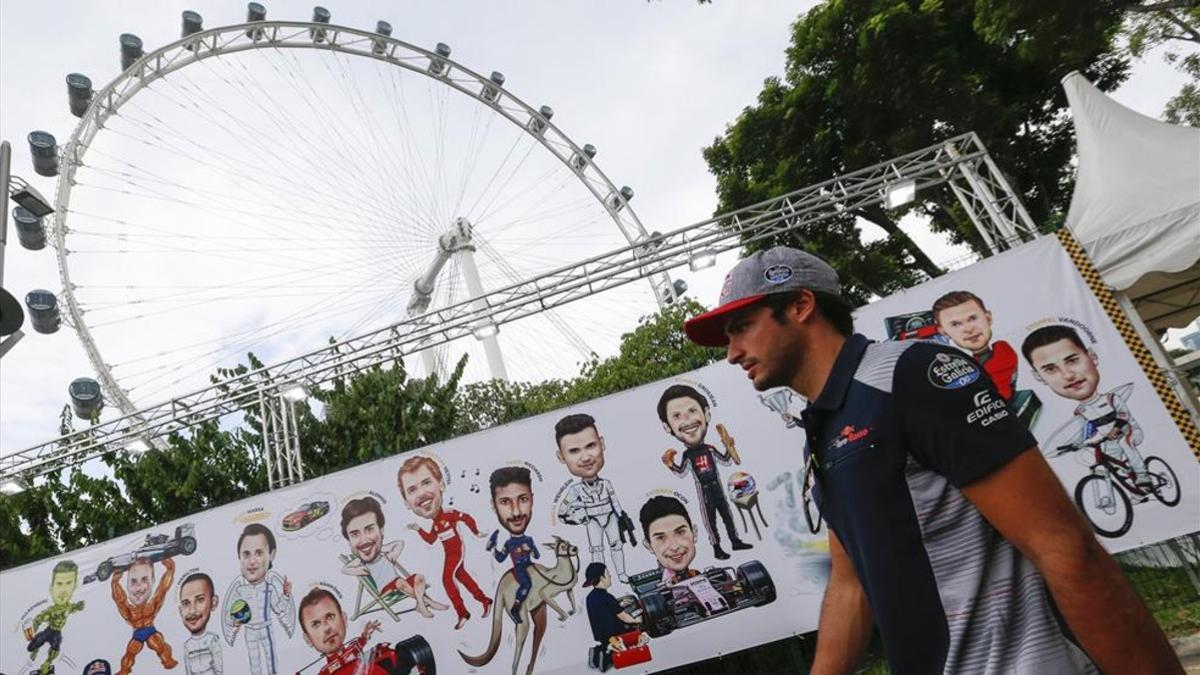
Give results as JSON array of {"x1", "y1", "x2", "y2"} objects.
[{"x1": 682, "y1": 246, "x2": 1180, "y2": 674}]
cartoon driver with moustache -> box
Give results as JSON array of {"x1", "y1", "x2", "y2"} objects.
[
  {"x1": 399, "y1": 455, "x2": 492, "y2": 630},
  {"x1": 178, "y1": 572, "x2": 223, "y2": 675},
  {"x1": 658, "y1": 384, "x2": 751, "y2": 560},
  {"x1": 485, "y1": 466, "x2": 538, "y2": 625}
]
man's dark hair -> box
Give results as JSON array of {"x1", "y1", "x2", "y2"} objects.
[
  {"x1": 656, "y1": 384, "x2": 709, "y2": 425},
  {"x1": 931, "y1": 290, "x2": 987, "y2": 323},
  {"x1": 762, "y1": 290, "x2": 854, "y2": 337},
  {"x1": 639, "y1": 495, "x2": 693, "y2": 540},
  {"x1": 340, "y1": 497, "x2": 385, "y2": 540},
  {"x1": 298, "y1": 587, "x2": 341, "y2": 632},
  {"x1": 1021, "y1": 325, "x2": 1088, "y2": 365},
  {"x1": 489, "y1": 466, "x2": 532, "y2": 499},
  {"x1": 554, "y1": 413, "x2": 597, "y2": 446},
  {"x1": 179, "y1": 572, "x2": 215, "y2": 597},
  {"x1": 236, "y1": 523, "x2": 277, "y2": 567},
  {"x1": 51, "y1": 560, "x2": 78, "y2": 577}
]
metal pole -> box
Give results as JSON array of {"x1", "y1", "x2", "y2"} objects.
[
  {"x1": 459, "y1": 244, "x2": 508, "y2": 381},
  {"x1": 0, "y1": 140, "x2": 10, "y2": 287}
]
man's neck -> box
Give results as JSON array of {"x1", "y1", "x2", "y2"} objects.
[{"x1": 790, "y1": 330, "x2": 848, "y2": 401}]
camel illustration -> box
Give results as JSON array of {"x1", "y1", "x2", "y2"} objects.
[{"x1": 459, "y1": 535, "x2": 580, "y2": 675}]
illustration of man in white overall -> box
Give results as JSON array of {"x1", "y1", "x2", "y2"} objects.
[
  {"x1": 222, "y1": 523, "x2": 296, "y2": 675},
  {"x1": 555, "y1": 414, "x2": 635, "y2": 583}
]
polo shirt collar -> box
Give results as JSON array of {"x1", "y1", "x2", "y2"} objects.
[{"x1": 809, "y1": 333, "x2": 870, "y2": 412}]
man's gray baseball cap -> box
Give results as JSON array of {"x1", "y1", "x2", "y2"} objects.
[{"x1": 683, "y1": 246, "x2": 841, "y2": 347}]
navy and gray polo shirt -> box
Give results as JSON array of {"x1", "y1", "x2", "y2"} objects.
[{"x1": 801, "y1": 334, "x2": 1096, "y2": 675}]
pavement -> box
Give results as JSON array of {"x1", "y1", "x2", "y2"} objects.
[{"x1": 1174, "y1": 633, "x2": 1200, "y2": 673}]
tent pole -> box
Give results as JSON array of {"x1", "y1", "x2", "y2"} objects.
[{"x1": 1112, "y1": 289, "x2": 1200, "y2": 429}]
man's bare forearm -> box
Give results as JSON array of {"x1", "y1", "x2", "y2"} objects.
[
  {"x1": 1037, "y1": 533, "x2": 1181, "y2": 674},
  {"x1": 811, "y1": 569, "x2": 874, "y2": 674}
]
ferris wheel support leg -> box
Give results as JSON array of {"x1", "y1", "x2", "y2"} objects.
[{"x1": 458, "y1": 247, "x2": 507, "y2": 381}]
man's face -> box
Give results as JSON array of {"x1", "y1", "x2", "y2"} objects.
[
  {"x1": 178, "y1": 579, "x2": 216, "y2": 634},
  {"x1": 400, "y1": 465, "x2": 444, "y2": 520},
  {"x1": 492, "y1": 482, "x2": 533, "y2": 535},
  {"x1": 1029, "y1": 339, "x2": 1100, "y2": 401},
  {"x1": 662, "y1": 396, "x2": 711, "y2": 447},
  {"x1": 346, "y1": 511, "x2": 383, "y2": 564},
  {"x1": 127, "y1": 561, "x2": 154, "y2": 605},
  {"x1": 937, "y1": 300, "x2": 993, "y2": 355},
  {"x1": 301, "y1": 596, "x2": 348, "y2": 656},
  {"x1": 644, "y1": 514, "x2": 696, "y2": 573},
  {"x1": 557, "y1": 427, "x2": 606, "y2": 481},
  {"x1": 238, "y1": 533, "x2": 273, "y2": 584},
  {"x1": 724, "y1": 302, "x2": 805, "y2": 392},
  {"x1": 50, "y1": 570, "x2": 78, "y2": 604}
]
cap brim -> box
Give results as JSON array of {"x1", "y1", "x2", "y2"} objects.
[{"x1": 683, "y1": 294, "x2": 767, "y2": 347}]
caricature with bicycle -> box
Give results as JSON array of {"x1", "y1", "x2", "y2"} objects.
[{"x1": 1022, "y1": 324, "x2": 1181, "y2": 538}]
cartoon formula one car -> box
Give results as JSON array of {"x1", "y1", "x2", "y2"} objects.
[
  {"x1": 296, "y1": 635, "x2": 436, "y2": 675},
  {"x1": 617, "y1": 560, "x2": 775, "y2": 638},
  {"x1": 283, "y1": 500, "x2": 331, "y2": 531},
  {"x1": 84, "y1": 523, "x2": 198, "y2": 583}
]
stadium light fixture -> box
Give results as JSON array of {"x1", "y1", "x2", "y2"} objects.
[
  {"x1": 885, "y1": 179, "x2": 917, "y2": 208},
  {"x1": 8, "y1": 175, "x2": 53, "y2": 217},
  {"x1": 472, "y1": 322, "x2": 499, "y2": 340},
  {"x1": 281, "y1": 384, "x2": 309, "y2": 402},
  {"x1": 126, "y1": 438, "x2": 152, "y2": 454},
  {"x1": 0, "y1": 475, "x2": 27, "y2": 495},
  {"x1": 689, "y1": 248, "x2": 717, "y2": 272}
]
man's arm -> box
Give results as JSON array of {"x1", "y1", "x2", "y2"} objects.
[
  {"x1": 460, "y1": 510, "x2": 482, "y2": 536},
  {"x1": 111, "y1": 569, "x2": 133, "y2": 622},
  {"x1": 150, "y1": 558, "x2": 175, "y2": 612},
  {"x1": 961, "y1": 448, "x2": 1181, "y2": 674},
  {"x1": 810, "y1": 528, "x2": 873, "y2": 675}
]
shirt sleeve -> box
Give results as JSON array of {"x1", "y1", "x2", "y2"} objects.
[{"x1": 896, "y1": 343, "x2": 1036, "y2": 487}]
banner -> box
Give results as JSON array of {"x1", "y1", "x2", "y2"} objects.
[
  {"x1": 3, "y1": 235, "x2": 1196, "y2": 675},
  {"x1": 853, "y1": 236, "x2": 1199, "y2": 549}
]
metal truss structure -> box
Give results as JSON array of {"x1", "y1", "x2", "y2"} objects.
[
  {"x1": 0, "y1": 131, "x2": 1037, "y2": 489},
  {"x1": 49, "y1": 19, "x2": 676, "y2": 422}
]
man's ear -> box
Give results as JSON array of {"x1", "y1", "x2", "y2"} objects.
[
  {"x1": 793, "y1": 289, "x2": 818, "y2": 323},
  {"x1": 703, "y1": 407, "x2": 712, "y2": 424},
  {"x1": 1088, "y1": 349, "x2": 1099, "y2": 368},
  {"x1": 555, "y1": 448, "x2": 566, "y2": 465},
  {"x1": 643, "y1": 537, "x2": 652, "y2": 553},
  {"x1": 661, "y1": 422, "x2": 672, "y2": 436}
]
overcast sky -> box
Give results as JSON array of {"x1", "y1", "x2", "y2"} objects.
[{"x1": 0, "y1": 0, "x2": 1191, "y2": 456}]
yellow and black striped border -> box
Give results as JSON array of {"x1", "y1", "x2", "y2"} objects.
[{"x1": 1056, "y1": 229, "x2": 1200, "y2": 459}]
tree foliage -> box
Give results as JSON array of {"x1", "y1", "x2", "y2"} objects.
[
  {"x1": 1124, "y1": 0, "x2": 1200, "y2": 125},
  {"x1": 1, "y1": 301, "x2": 719, "y2": 570},
  {"x1": 703, "y1": 0, "x2": 1133, "y2": 300}
]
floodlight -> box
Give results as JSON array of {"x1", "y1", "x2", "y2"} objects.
[
  {"x1": 0, "y1": 476, "x2": 27, "y2": 496},
  {"x1": 689, "y1": 248, "x2": 717, "y2": 272},
  {"x1": 472, "y1": 323, "x2": 499, "y2": 340},
  {"x1": 9, "y1": 176, "x2": 54, "y2": 217},
  {"x1": 281, "y1": 384, "x2": 309, "y2": 402},
  {"x1": 126, "y1": 438, "x2": 152, "y2": 454},
  {"x1": 885, "y1": 179, "x2": 917, "y2": 208}
]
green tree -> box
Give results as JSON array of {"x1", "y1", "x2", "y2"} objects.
[
  {"x1": 703, "y1": 0, "x2": 1132, "y2": 296},
  {"x1": 1124, "y1": 1, "x2": 1200, "y2": 125}
]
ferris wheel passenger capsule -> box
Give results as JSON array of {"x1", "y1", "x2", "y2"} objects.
[
  {"x1": 25, "y1": 290, "x2": 60, "y2": 334},
  {"x1": 606, "y1": 186, "x2": 634, "y2": 212},
  {"x1": 569, "y1": 143, "x2": 596, "y2": 170},
  {"x1": 372, "y1": 20, "x2": 392, "y2": 55},
  {"x1": 310, "y1": 6, "x2": 331, "y2": 42},
  {"x1": 181, "y1": 11, "x2": 203, "y2": 48},
  {"x1": 66, "y1": 73, "x2": 93, "y2": 118},
  {"x1": 246, "y1": 3, "x2": 267, "y2": 39},
  {"x1": 428, "y1": 43, "x2": 451, "y2": 76},
  {"x1": 480, "y1": 71, "x2": 505, "y2": 103},
  {"x1": 12, "y1": 207, "x2": 47, "y2": 250},
  {"x1": 28, "y1": 131, "x2": 58, "y2": 177},
  {"x1": 119, "y1": 33, "x2": 144, "y2": 71},
  {"x1": 69, "y1": 377, "x2": 104, "y2": 420},
  {"x1": 527, "y1": 106, "x2": 553, "y2": 136}
]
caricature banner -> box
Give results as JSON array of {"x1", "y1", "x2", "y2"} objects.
[{"x1": 2, "y1": 235, "x2": 1197, "y2": 675}]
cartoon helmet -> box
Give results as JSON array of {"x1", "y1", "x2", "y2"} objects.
[{"x1": 727, "y1": 471, "x2": 757, "y2": 504}]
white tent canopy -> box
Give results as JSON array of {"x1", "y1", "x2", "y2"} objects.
[{"x1": 1062, "y1": 71, "x2": 1200, "y2": 332}]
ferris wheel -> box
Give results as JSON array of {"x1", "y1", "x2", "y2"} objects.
[{"x1": 22, "y1": 6, "x2": 682, "y2": 419}]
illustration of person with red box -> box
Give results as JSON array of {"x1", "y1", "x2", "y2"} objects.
[
  {"x1": 932, "y1": 290, "x2": 1019, "y2": 400},
  {"x1": 399, "y1": 454, "x2": 492, "y2": 630}
]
